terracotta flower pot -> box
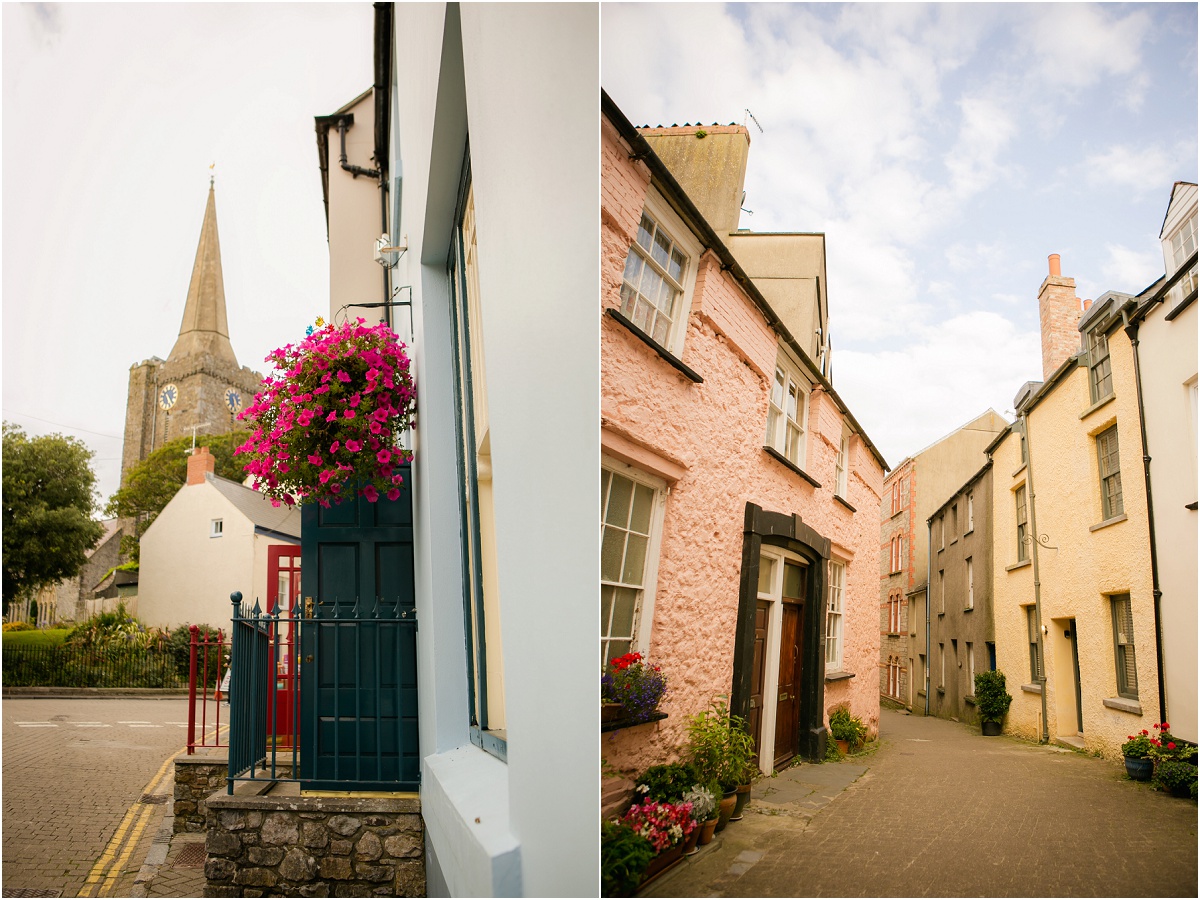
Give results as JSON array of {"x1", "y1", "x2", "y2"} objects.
[
  {"x1": 714, "y1": 790, "x2": 737, "y2": 833},
  {"x1": 835, "y1": 738, "x2": 849, "y2": 755},
  {"x1": 683, "y1": 825, "x2": 701, "y2": 855},
  {"x1": 730, "y1": 783, "x2": 751, "y2": 821},
  {"x1": 697, "y1": 817, "x2": 718, "y2": 845},
  {"x1": 638, "y1": 844, "x2": 684, "y2": 889},
  {"x1": 1124, "y1": 755, "x2": 1153, "y2": 782},
  {"x1": 601, "y1": 702, "x2": 624, "y2": 724}
]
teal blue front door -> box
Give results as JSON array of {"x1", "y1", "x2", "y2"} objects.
[{"x1": 300, "y1": 467, "x2": 418, "y2": 791}]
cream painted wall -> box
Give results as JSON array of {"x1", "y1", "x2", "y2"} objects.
[
  {"x1": 138, "y1": 479, "x2": 296, "y2": 634},
  {"x1": 326, "y1": 90, "x2": 386, "y2": 325},
  {"x1": 1138, "y1": 286, "x2": 1197, "y2": 743},
  {"x1": 991, "y1": 330, "x2": 1158, "y2": 758}
]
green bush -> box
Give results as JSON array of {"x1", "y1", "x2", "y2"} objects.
[
  {"x1": 974, "y1": 670, "x2": 1013, "y2": 723},
  {"x1": 828, "y1": 706, "x2": 868, "y2": 747},
  {"x1": 1153, "y1": 759, "x2": 1197, "y2": 797},
  {"x1": 686, "y1": 700, "x2": 756, "y2": 792},
  {"x1": 601, "y1": 820, "x2": 654, "y2": 897},
  {"x1": 635, "y1": 762, "x2": 699, "y2": 803},
  {"x1": 3, "y1": 621, "x2": 34, "y2": 633}
]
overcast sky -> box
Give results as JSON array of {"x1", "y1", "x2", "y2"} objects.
[
  {"x1": 602, "y1": 1, "x2": 1198, "y2": 468},
  {"x1": 3, "y1": 2, "x2": 374, "y2": 506}
]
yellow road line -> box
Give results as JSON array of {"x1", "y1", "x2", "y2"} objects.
[
  {"x1": 98, "y1": 801, "x2": 156, "y2": 896},
  {"x1": 78, "y1": 748, "x2": 179, "y2": 897}
]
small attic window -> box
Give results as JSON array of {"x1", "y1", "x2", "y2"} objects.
[{"x1": 210, "y1": 519, "x2": 223, "y2": 538}]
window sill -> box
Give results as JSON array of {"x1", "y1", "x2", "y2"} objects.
[
  {"x1": 600, "y1": 710, "x2": 667, "y2": 734},
  {"x1": 762, "y1": 445, "x2": 821, "y2": 488},
  {"x1": 917, "y1": 689, "x2": 927, "y2": 698},
  {"x1": 1089, "y1": 513, "x2": 1127, "y2": 532},
  {"x1": 825, "y1": 671, "x2": 855, "y2": 683},
  {"x1": 963, "y1": 607, "x2": 974, "y2": 613},
  {"x1": 1012, "y1": 463, "x2": 1027, "y2": 478},
  {"x1": 1187, "y1": 501, "x2": 1198, "y2": 511},
  {"x1": 1079, "y1": 393, "x2": 1116, "y2": 420},
  {"x1": 1006, "y1": 559, "x2": 1031, "y2": 572},
  {"x1": 834, "y1": 494, "x2": 857, "y2": 513},
  {"x1": 964, "y1": 695, "x2": 976, "y2": 705},
  {"x1": 1102, "y1": 697, "x2": 1143, "y2": 716},
  {"x1": 936, "y1": 687, "x2": 945, "y2": 695},
  {"x1": 607, "y1": 308, "x2": 703, "y2": 383},
  {"x1": 1021, "y1": 683, "x2": 1042, "y2": 695},
  {"x1": 890, "y1": 507, "x2": 905, "y2": 520},
  {"x1": 469, "y1": 725, "x2": 508, "y2": 763}
]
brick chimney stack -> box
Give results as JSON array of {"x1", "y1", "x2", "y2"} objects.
[
  {"x1": 1038, "y1": 253, "x2": 1082, "y2": 379},
  {"x1": 187, "y1": 446, "x2": 216, "y2": 485}
]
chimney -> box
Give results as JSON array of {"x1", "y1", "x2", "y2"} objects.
[
  {"x1": 187, "y1": 446, "x2": 216, "y2": 485},
  {"x1": 1038, "y1": 253, "x2": 1082, "y2": 380},
  {"x1": 639, "y1": 124, "x2": 751, "y2": 234}
]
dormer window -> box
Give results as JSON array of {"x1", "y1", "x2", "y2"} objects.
[
  {"x1": 1168, "y1": 213, "x2": 1197, "y2": 295},
  {"x1": 1086, "y1": 324, "x2": 1113, "y2": 404}
]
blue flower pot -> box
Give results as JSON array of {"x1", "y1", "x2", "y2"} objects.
[{"x1": 1124, "y1": 755, "x2": 1153, "y2": 782}]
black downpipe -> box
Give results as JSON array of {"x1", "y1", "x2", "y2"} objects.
[
  {"x1": 373, "y1": 1, "x2": 393, "y2": 326},
  {"x1": 1122, "y1": 313, "x2": 1168, "y2": 725}
]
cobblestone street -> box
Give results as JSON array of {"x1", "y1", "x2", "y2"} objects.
[
  {"x1": 648, "y1": 707, "x2": 1198, "y2": 898},
  {"x1": 2, "y1": 696, "x2": 189, "y2": 898}
]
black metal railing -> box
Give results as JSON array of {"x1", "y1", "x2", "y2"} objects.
[
  {"x1": 226, "y1": 591, "x2": 418, "y2": 793},
  {"x1": 1, "y1": 645, "x2": 182, "y2": 688}
]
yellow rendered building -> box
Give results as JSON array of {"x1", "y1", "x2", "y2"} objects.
[{"x1": 989, "y1": 257, "x2": 1158, "y2": 759}]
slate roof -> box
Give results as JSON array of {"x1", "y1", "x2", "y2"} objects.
[{"x1": 207, "y1": 473, "x2": 301, "y2": 539}]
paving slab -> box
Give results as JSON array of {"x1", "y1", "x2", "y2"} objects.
[{"x1": 644, "y1": 707, "x2": 1197, "y2": 898}]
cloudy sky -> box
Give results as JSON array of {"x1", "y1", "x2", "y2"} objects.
[
  {"x1": 3, "y1": 2, "x2": 374, "y2": 504},
  {"x1": 602, "y1": 1, "x2": 1198, "y2": 467}
]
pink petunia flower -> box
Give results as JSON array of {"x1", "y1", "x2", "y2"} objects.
[{"x1": 345, "y1": 440, "x2": 361, "y2": 452}]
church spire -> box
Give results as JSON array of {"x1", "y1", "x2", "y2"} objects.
[{"x1": 168, "y1": 183, "x2": 238, "y2": 366}]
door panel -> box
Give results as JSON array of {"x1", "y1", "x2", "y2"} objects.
[
  {"x1": 749, "y1": 601, "x2": 768, "y2": 761},
  {"x1": 775, "y1": 602, "x2": 803, "y2": 768},
  {"x1": 301, "y1": 466, "x2": 418, "y2": 791}
]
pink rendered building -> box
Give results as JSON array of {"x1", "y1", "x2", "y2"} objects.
[{"x1": 600, "y1": 92, "x2": 888, "y2": 792}]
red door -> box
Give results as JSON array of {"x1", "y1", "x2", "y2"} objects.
[{"x1": 267, "y1": 546, "x2": 301, "y2": 741}]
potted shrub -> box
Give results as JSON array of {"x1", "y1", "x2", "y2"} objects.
[
  {"x1": 601, "y1": 820, "x2": 654, "y2": 898},
  {"x1": 828, "y1": 706, "x2": 867, "y2": 753},
  {"x1": 602, "y1": 652, "x2": 667, "y2": 725},
  {"x1": 973, "y1": 670, "x2": 1013, "y2": 736},
  {"x1": 1122, "y1": 729, "x2": 1156, "y2": 781},
  {"x1": 1148, "y1": 722, "x2": 1196, "y2": 796},
  {"x1": 634, "y1": 762, "x2": 698, "y2": 803},
  {"x1": 686, "y1": 700, "x2": 756, "y2": 831},
  {"x1": 728, "y1": 729, "x2": 756, "y2": 821}
]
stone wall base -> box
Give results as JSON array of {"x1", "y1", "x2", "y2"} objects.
[
  {"x1": 175, "y1": 753, "x2": 229, "y2": 834},
  {"x1": 204, "y1": 783, "x2": 424, "y2": 897}
]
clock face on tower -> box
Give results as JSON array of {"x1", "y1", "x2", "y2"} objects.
[
  {"x1": 224, "y1": 388, "x2": 243, "y2": 415},
  {"x1": 158, "y1": 384, "x2": 179, "y2": 411}
]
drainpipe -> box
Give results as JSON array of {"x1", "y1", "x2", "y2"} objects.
[
  {"x1": 1122, "y1": 308, "x2": 1167, "y2": 725},
  {"x1": 925, "y1": 517, "x2": 931, "y2": 716},
  {"x1": 1022, "y1": 410, "x2": 1050, "y2": 743}
]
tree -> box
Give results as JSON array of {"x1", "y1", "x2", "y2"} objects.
[
  {"x1": 105, "y1": 430, "x2": 251, "y2": 562},
  {"x1": 3, "y1": 423, "x2": 106, "y2": 611}
]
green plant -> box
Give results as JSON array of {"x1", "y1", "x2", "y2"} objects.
[
  {"x1": 601, "y1": 820, "x2": 654, "y2": 897},
  {"x1": 2, "y1": 621, "x2": 34, "y2": 633},
  {"x1": 634, "y1": 762, "x2": 698, "y2": 803},
  {"x1": 824, "y1": 736, "x2": 842, "y2": 761},
  {"x1": 973, "y1": 670, "x2": 1013, "y2": 723},
  {"x1": 602, "y1": 652, "x2": 667, "y2": 723},
  {"x1": 1123, "y1": 729, "x2": 1155, "y2": 758},
  {"x1": 686, "y1": 700, "x2": 756, "y2": 792},
  {"x1": 828, "y1": 706, "x2": 868, "y2": 747},
  {"x1": 1152, "y1": 759, "x2": 1198, "y2": 797},
  {"x1": 681, "y1": 784, "x2": 716, "y2": 822}
]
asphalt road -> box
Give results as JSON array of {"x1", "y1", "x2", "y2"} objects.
[{"x1": 2, "y1": 696, "x2": 191, "y2": 898}]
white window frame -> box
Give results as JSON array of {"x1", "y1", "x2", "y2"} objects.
[
  {"x1": 600, "y1": 457, "x2": 667, "y2": 668},
  {"x1": 966, "y1": 557, "x2": 974, "y2": 610},
  {"x1": 826, "y1": 559, "x2": 845, "y2": 671},
  {"x1": 1015, "y1": 484, "x2": 1029, "y2": 562},
  {"x1": 1086, "y1": 324, "x2": 1113, "y2": 404},
  {"x1": 891, "y1": 480, "x2": 902, "y2": 516},
  {"x1": 835, "y1": 433, "x2": 849, "y2": 498},
  {"x1": 966, "y1": 492, "x2": 974, "y2": 533},
  {"x1": 966, "y1": 642, "x2": 975, "y2": 695},
  {"x1": 618, "y1": 190, "x2": 701, "y2": 357},
  {"x1": 1096, "y1": 425, "x2": 1124, "y2": 520},
  {"x1": 1169, "y1": 213, "x2": 1197, "y2": 273},
  {"x1": 939, "y1": 569, "x2": 945, "y2": 614},
  {"x1": 939, "y1": 643, "x2": 945, "y2": 689},
  {"x1": 765, "y1": 348, "x2": 811, "y2": 469},
  {"x1": 210, "y1": 518, "x2": 223, "y2": 538}
]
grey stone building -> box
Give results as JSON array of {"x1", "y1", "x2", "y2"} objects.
[
  {"x1": 120, "y1": 183, "x2": 263, "y2": 483},
  {"x1": 925, "y1": 463, "x2": 996, "y2": 725}
]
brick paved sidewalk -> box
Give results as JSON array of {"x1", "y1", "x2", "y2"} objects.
[{"x1": 645, "y1": 707, "x2": 1197, "y2": 898}]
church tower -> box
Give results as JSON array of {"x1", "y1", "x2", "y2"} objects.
[{"x1": 120, "y1": 183, "x2": 265, "y2": 483}]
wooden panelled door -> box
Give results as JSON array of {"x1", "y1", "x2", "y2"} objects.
[
  {"x1": 748, "y1": 600, "x2": 768, "y2": 765},
  {"x1": 774, "y1": 560, "x2": 807, "y2": 769}
]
